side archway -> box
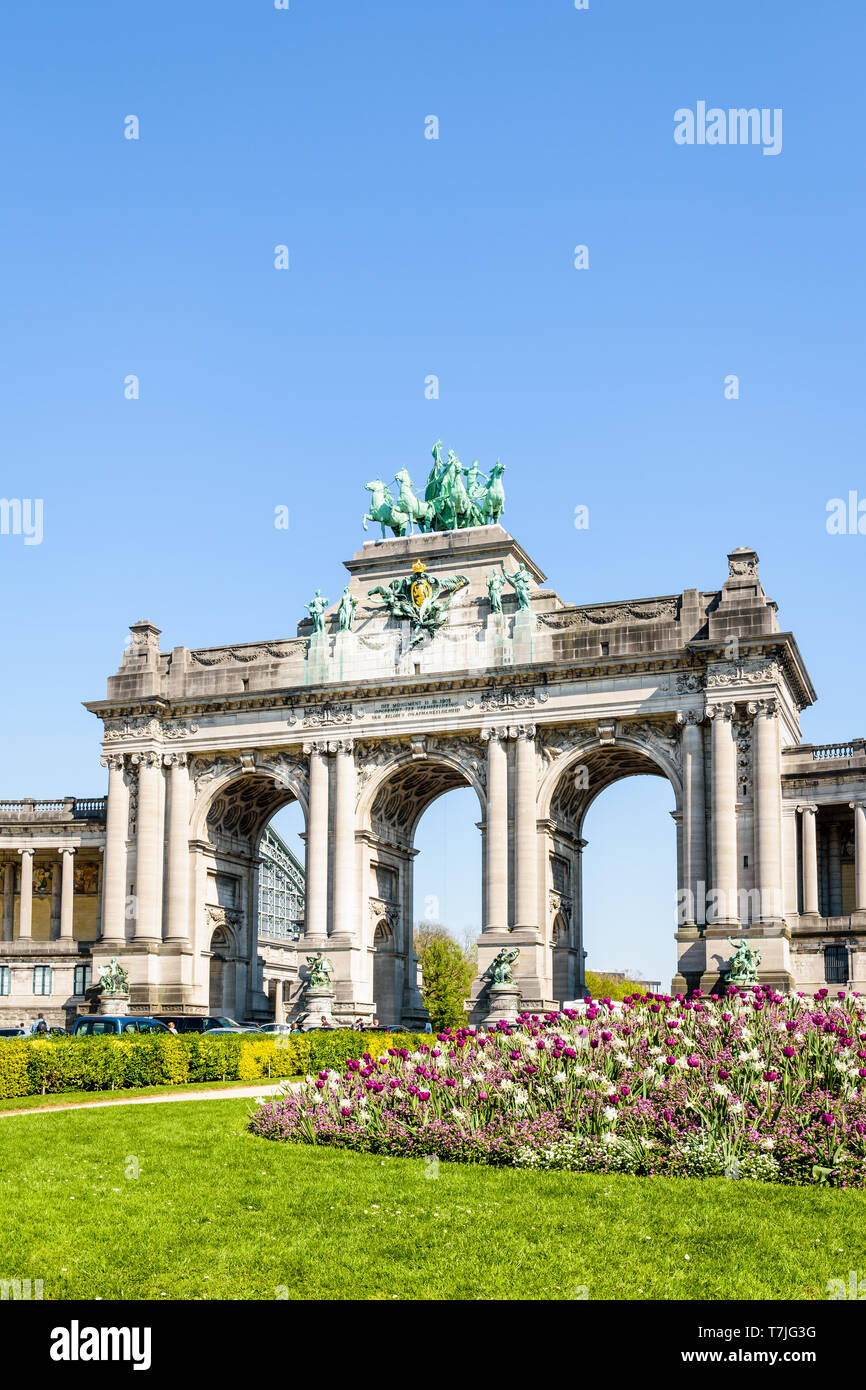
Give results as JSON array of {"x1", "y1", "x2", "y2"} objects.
[
  {"x1": 189, "y1": 758, "x2": 310, "y2": 1023},
  {"x1": 538, "y1": 726, "x2": 683, "y2": 1003}
]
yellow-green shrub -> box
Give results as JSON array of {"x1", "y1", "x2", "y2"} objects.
[
  {"x1": 0, "y1": 1041, "x2": 29, "y2": 1099},
  {"x1": 0, "y1": 1030, "x2": 435, "y2": 1100}
]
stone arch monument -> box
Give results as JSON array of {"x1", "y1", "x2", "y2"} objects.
[{"x1": 9, "y1": 448, "x2": 846, "y2": 1023}]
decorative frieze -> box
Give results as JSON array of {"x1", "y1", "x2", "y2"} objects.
[
  {"x1": 302, "y1": 702, "x2": 356, "y2": 728},
  {"x1": 537, "y1": 598, "x2": 678, "y2": 629},
  {"x1": 369, "y1": 897, "x2": 400, "y2": 932},
  {"x1": 103, "y1": 717, "x2": 162, "y2": 743},
  {"x1": 469, "y1": 685, "x2": 548, "y2": 712},
  {"x1": 192, "y1": 644, "x2": 295, "y2": 667},
  {"x1": 706, "y1": 660, "x2": 782, "y2": 688}
]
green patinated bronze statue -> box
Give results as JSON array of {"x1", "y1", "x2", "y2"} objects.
[
  {"x1": 362, "y1": 442, "x2": 506, "y2": 538},
  {"x1": 722, "y1": 938, "x2": 762, "y2": 986},
  {"x1": 99, "y1": 956, "x2": 129, "y2": 995},
  {"x1": 305, "y1": 590, "x2": 329, "y2": 634},
  {"x1": 508, "y1": 563, "x2": 532, "y2": 611},
  {"x1": 337, "y1": 584, "x2": 359, "y2": 633},
  {"x1": 306, "y1": 953, "x2": 334, "y2": 990},
  {"x1": 490, "y1": 947, "x2": 520, "y2": 986},
  {"x1": 486, "y1": 566, "x2": 507, "y2": 614},
  {"x1": 368, "y1": 559, "x2": 469, "y2": 649}
]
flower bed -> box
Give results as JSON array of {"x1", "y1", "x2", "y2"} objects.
[{"x1": 248, "y1": 987, "x2": 866, "y2": 1187}]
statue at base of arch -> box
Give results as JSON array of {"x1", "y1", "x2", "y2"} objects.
[
  {"x1": 722, "y1": 939, "x2": 761, "y2": 986},
  {"x1": 98, "y1": 957, "x2": 129, "y2": 995},
  {"x1": 490, "y1": 947, "x2": 519, "y2": 986},
  {"x1": 306, "y1": 953, "x2": 334, "y2": 990}
]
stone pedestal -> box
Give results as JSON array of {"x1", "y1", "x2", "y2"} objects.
[
  {"x1": 98, "y1": 992, "x2": 130, "y2": 1017},
  {"x1": 304, "y1": 986, "x2": 335, "y2": 1027},
  {"x1": 484, "y1": 983, "x2": 521, "y2": 1024},
  {"x1": 305, "y1": 633, "x2": 328, "y2": 686}
]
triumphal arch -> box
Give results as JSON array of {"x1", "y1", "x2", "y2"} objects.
[{"x1": 2, "y1": 444, "x2": 865, "y2": 1026}]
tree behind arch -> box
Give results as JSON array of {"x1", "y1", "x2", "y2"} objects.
[{"x1": 414, "y1": 925, "x2": 475, "y2": 1030}]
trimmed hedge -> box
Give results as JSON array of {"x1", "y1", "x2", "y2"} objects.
[{"x1": 0, "y1": 1031, "x2": 432, "y2": 1100}]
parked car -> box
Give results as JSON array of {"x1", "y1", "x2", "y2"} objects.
[
  {"x1": 201, "y1": 1025, "x2": 249, "y2": 1034},
  {"x1": 0, "y1": 1027, "x2": 25, "y2": 1039},
  {"x1": 258, "y1": 1023, "x2": 294, "y2": 1035},
  {"x1": 158, "y1": 1015, "x2": 243, "y2": 1034},
  {"x1": 72, "y1": 1016, "x2": 169, "y2": 1036}
]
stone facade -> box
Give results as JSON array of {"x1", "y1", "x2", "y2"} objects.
[{"x1": 2, "y1": 525, "x2": 865, "y2": 1027}]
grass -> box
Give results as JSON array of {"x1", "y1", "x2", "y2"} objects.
[
  {"x1": 0, "y1": 1099, "x2": 863, "y2": 1301},
  {"x1": 0, "y1": 1078, "x2": 288, "y2": 1113}
]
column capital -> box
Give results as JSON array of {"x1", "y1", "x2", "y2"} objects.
[
  {"x1": 849, "y1": 800, "x2": 866, "y2": 812},
  {"x1": 303, "y1": 739, "x2": 331, "y2": 756},
  {"x1": 101, "y1": 752, "x2": 126, "y2": 772},
  {"x1": 747, "y1": 697, "x2": 778, "y2": 718},
  {"x1": 59, "y1": 845, "x2": 77, "y2": 856},
  {"x1": 510, "y1": 723, "x2": 537, "y2": 741},
  {"x1": 676, "y1": 709, "x2": 705, "y2": 728},
  {"x1": 17, "y1": 846, "x2": 33, "y2": 858},
  {"x1": 163, "y1": 751, "x2": 189, "y2": 768},
  {"x1": 329, "y1": 738, "x2": 355, "y2": 755},
  {"x1": 797, "y1": 802, "x2": 819, "y2": 816},
  {"x1": 706, "y1": 702, "x2": 737, "y2": 722},
  {"x1": 131, "y1": 750, "x2": 163, "y2": 768},
  {"x1": 481, "y1": 725, "x2": 511, "y2": 743}
]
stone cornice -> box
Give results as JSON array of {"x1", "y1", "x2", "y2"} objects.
[
  {"x1": 84, "y1": 655, "x2": 719, "y2": 727},
  {"x1": 687, "y1": 633, "x2": 815, "y2": 711}
]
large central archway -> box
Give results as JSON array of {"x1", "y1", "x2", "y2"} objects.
[{"x1": 359, "y1": 741, "x2": 485, "y2": 1026}]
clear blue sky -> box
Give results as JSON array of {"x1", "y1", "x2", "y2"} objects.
[{"x1": 2, "y1": 1, "x2": 864, "y2": 984}]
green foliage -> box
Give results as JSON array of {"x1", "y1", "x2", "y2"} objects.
[
  {"x1": 0, "y1": 1041, "x2": 29, "y2": 1100},
  {"x1": 306, "y1": 1031, "x2": 429, "y2": 1072},
  {"x1": 415, "y1": 926, "x2": 475, "y2": 1030},
  {"x1": 0, "y1": 1031, "x2": 432, "y2": 1100},
  {"x1": 1, "y1": 1097, "x2": 864, "y2": 1300},
  {"x1": 584, "y1": 970, "x2": 647, "y2": 1002}
]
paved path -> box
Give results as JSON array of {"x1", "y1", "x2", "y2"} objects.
[{"x1": 0, "y1": 1081, "x2": 290, "y2": 1120}]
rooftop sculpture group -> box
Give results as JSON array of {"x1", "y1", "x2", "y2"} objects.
[{"x1": 363, "y1": 441, "x2": 505, "y2": 538}]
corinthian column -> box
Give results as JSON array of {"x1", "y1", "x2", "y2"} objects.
[
  {"x1": 850, "y1": 800, "x2": 866, "y2": 913},
  {"x1": 679, "y1": 712, "x2": 706, "y2": 925},
  {"x1": 59, "y1": 848, "x2": 76, "y2": 939},
  {"x1": 164, "y1": 753, "x2": 191, "y2": 941},
  {"x1": 18, "y1": 848, "x2": 33, "y2": 939},
  {"x1": 331, "y1": 739, "x2": 357, "y2": 940},
  {"x1": 303, "y1": 741, "x2": 329, "y2": 944},
  {"x1": 751, "y1": 698, "x2": 783, "y2": 925},
  {"x1": 482, "y1": 727, "x2": 509, "y2": 936},
  {"x1": 100, "y1": 753, "x2": 129, "y2": 946},
  {"x1": 797, "y1": 803, "x2": 819, "y2": 917},
  {"x1": 708, "y1": 704, "x2": 738, "y2": 926},
  {"x1": 132, "y1": 751, "x2": 164, "y2": 941},
  {"x1": 513, "y1": 724, "x2": 539, "y2": 934}
]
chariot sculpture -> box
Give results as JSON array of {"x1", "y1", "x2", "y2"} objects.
[{"x1": 362, "y1": 441, "x2": 506, "y2": 538}]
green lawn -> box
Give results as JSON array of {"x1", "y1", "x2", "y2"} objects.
[
  {"x1": 0, "y1": 1077, "x2": 285, "y2": 1113},
  {"x1": 0, "y1": 1099, "x2": 862, "y2": 1300}
]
